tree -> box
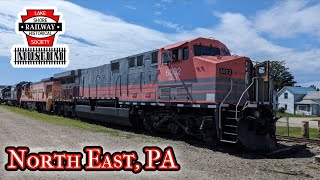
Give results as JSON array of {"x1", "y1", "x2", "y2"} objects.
[
  {"x1": 269, "y1": 61, "x2": 296, "y2": 91},
  {"x1": 309, "y1": 84, "x2": 317, "y2": 90}
]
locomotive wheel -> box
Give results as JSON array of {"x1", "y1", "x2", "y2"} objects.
[
  {"x1": 168, "y1": 122, "x2": 185, "y2": 139},
  {"x1": 237, "y1": 117, "x2": 277, "y2": 151},
  {"x1": 143, "y1": 112, "x2": 156, "y2": 131}
]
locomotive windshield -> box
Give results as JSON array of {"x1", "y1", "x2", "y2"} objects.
[{"x1": 194, "y1": 45, "x2": 220, "y2": 56}]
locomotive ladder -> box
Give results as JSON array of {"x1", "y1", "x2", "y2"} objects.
[
  {"x1": 220, "y1": 109, "x2": 239, "y2": 143},
  {"x1": 218, "y1": 79, "x2": 239, "y2": 143}
]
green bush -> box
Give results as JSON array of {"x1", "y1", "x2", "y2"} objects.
[{"x1": 278, "y1": 107, "x2": 286, "y2": 113}]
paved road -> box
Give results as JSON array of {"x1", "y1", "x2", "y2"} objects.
[{"x1": 0, "y1": 107, "x2": 319, "y2": 179}]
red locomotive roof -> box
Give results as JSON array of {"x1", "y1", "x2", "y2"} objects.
[
  {"x1": 162, "y1": 37, "x2": 228, "y2": 50},
  {"x1": 162, "y1": 38, "x2": 198, "y2": 50}
]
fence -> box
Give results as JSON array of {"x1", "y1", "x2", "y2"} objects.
[{"x1": 276, "y1": 117, "x2": 320, "y2": 140}]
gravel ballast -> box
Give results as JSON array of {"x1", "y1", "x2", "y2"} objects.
[{"x1": 0, "y1": 107, "x2": 319, "y2": 179}]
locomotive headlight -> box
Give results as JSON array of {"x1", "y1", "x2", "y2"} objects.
[{"x1": 254, "y1": 111, "x2": 260, "y2": 118}]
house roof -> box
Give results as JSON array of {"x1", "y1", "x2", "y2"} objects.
[
  {"x1": 303, "y1": 91, "x2": 320, "y2": 100},
  {"x1": 295, "y1": 99, "x2": 320, "y2": 105},
  {"x1": 278, "y1": 86, "x2": 315, "y2": 95}
]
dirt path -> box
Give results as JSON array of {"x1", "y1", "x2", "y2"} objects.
[{"x1": 0, "y1": 107, "x2": 320, "y2": 179}]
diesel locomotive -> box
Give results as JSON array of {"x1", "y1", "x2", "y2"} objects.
[{"x1": 1, "y1": 37, "x2": 277, "y2": 151}]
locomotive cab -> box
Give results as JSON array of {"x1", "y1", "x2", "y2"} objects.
[{"x1": 157, "y1": 37, "x2": 247, "y2": 104}]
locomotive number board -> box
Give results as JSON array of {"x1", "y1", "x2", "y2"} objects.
[{"x1": 219, "y1": 68, "x2": 232, "y2": 75}]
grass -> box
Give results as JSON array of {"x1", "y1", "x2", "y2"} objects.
[
  {"x1": 276, "y1": 112, "x2": 317, "y2": 118},
  {"x1": 276, "y1": 126, "x2": 319, "y2": 140},
  {"x1": 3, "y1": 105, "x2": 318, "y2": 142},
  {"x1": 0, "y1": 105, "x2": 145, "y2": 140}
]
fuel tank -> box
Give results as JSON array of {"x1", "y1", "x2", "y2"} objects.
[{"x1": 75, "y1": 105, "x2": 132, "y2": 127}]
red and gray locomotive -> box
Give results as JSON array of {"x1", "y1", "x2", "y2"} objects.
[{"x1": 3, "y1": 37, "x2": 277, "y2": 151}]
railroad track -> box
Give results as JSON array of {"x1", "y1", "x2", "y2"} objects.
[{"x1": 276, "y1": 135, "x2": 320, "y2": 145}]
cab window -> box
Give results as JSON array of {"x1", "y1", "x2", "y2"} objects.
[
  {"x1": 221, "y1": 48, "x2": 231, "y2": 56},
  {"x1": 151, "y1": 52, "x2": 158, "y2": 64},
  {"x1": 162, "y1": 51, "x2": 171, "y2": 64},
  {"x1": 128, "y1": 57, "x2": 135, "y2": 68},
  {"x1": 137, "y1": 55, "x2": 144, "y2": 66},
  {"x1": 172, "y1": 49, "x2": 178, "y2": 62},
  {"x1": 194, "y1": 45, "x2": 220, "y2": 56},
  {"x1": 183, "y1": 47, "x2": 189, "y2": 60}
]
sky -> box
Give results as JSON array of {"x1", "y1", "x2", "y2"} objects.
[{"x1": 0, "y1": 0, "x2": 320, "y2": 86}]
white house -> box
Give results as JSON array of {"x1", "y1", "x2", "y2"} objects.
[
  {"x1": 277, "y1": 86, "x2": 315, "y2": 114},
  {"x1": 295, "y1": 91, "x2": 320, "y2": 115}
]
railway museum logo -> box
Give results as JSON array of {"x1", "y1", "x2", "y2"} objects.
[{"x1": 10, "y1": 7, "x2": 69, "y2": 68}]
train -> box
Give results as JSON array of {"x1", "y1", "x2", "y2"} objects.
[{"x1": 1, "y1": 37, "x2": 277, "y2": 151}]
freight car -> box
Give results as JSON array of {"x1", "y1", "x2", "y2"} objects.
[{"x1": 14, "y1": 37, "x2": 277, "y2": 151}]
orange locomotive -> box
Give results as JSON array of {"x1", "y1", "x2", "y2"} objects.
[
  {"x1": 20, "y1": 78, "x2": 61, "y2": 112},
  {"x1": 12, "y1": 37, "x2": 276, "y2": 151}
]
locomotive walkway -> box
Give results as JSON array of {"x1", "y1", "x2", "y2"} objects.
[{"x1": 0, "y1": 106, "x2": 319, "y2": 179}]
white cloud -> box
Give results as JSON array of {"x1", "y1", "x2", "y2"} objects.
[
  {"x1": 255, "y1": 0, "x2": 320, "y2": 38},
  {"x1": 153, "y1": 0, "x2": 172, "y2": 17},
  {"x1": 0, "y1": 0, "x2": 173, "y2": 70},
  {"x1": 124, "y1": 5, "x2": 137, "y2": 10},
  {"x1": 154, "y1": 19, "x2": 184, "y2": 32},
  {"x1": 154, "y1": 2, "x2": 166, "y2": 9},
  {"x1": 163, "y1": 11, "x2": 320, "y2": 82},
  {"x1": 204, "y1": 0, "x2": 217, "y2": 5},
  {"x1": 154, "y1": 11, "x2": 162, "y2": 16},
  {"x1": 0, "y1": 0, "x2": 319, "y2": 84},
  {"x1": 160, "y1": 0, "x2": 173, "y2": 3},
  {"x1": 297, "y1": 80, "x2": 320, "y2": 88}
]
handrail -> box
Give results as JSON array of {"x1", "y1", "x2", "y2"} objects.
[
  {"x1": 235, "y1": 77, "x2": 260, "y2": 120},
  {"x1": 219, "y1": 79, "x2": 233, "y2": 129}
]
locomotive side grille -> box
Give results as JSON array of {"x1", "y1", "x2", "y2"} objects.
[
  {"x1": 159, "y1": 87, "x2": 170, "y2": 100},
  {"x1": 175, "y1": 86, "x2": 191, "y2": 100},
  {"x1": 176, "y1": 87, "x2": 186, "y2": 96},
  {"x1": 145, "y1": 92, "x2": 151, "y2": 98}
]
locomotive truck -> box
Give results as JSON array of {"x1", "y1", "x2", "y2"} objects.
[{"x1": 2, "y1": 37, "x2": 277, "y2": 151}]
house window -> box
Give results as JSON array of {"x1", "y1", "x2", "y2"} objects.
[
  {"x1": 151, "y1": 52, "x2": 158, "y2": 64},
  {"x1": 137, "y1": 55, "x2": 144, "y2": 66},
  {"x1": 284, "y1": 104, "x2": 287, "y2": 110},
  {"x1": 298, "y1": 105, "x2": 307, "y2": 111},
  {"x1": 284, "y1": 93, "x2": 288, "y2": 99}
]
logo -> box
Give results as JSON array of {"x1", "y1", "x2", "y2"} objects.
[{"x1": 10, "y1": 7, "x2": 69, "y2": 68}]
